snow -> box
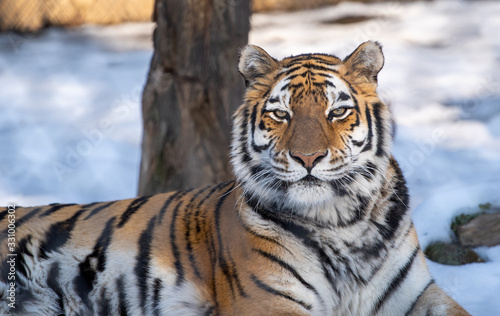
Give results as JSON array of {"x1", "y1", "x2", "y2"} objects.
[
  {"x1": 1, "y1": 1, "x2": 500, "y2": 314},
  {"x1": 0, "y1": 23, "x2": 155, "y2": 205}
]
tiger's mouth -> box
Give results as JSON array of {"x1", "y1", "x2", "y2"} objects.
[{"x1": 298, "y1": 174, "x2": 322, "y2": 186}]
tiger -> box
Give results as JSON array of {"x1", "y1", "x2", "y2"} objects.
[{"x1": 0, "y1": 41, "x2": 470, "y2": 315}]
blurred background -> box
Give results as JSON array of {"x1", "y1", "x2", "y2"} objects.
[{"x1": 1, "y1": 0, "x2": 499, "y2": 314}]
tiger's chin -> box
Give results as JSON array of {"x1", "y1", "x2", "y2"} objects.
[{"x1": 285, "y1": 178, "x2": 334, "y2": 207}]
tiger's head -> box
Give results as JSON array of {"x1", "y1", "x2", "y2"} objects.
[{"x1": 231, "y1": 41, "x2": 394, "y2": 224}]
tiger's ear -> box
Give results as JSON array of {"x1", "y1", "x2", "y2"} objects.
[
  {"x1": 343, "y1": 41, "x2": 384, "y2": 84},
  {"x1": 239, "y1": 45, "x2": 279, "y2": 85}
]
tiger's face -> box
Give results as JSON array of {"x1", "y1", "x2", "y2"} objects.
[{"x1": 232, "y1": 41, "x2": 393, "y2": 222}]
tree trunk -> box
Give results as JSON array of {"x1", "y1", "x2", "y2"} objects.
[{"x1": 139, "y1": 0, "x2": 250, "y2": 195}]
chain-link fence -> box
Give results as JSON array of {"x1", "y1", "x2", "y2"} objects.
[
  {"x1": 0, "y1": 0, "x2": 155, "y2": 32},
  {"x1": 0, "y1": 0, "x2": 410, "y2": 32}
]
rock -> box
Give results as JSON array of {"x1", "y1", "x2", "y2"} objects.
[
  {"x1": 424, "y1": 242, "x2": 484, "y2": 266},
  {"x1": 457, "y1": 212, "x2": 500, "y2": 248}
]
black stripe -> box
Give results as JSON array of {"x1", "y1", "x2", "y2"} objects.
[
  {"x1": 337, "y1": 91, "x2": 351, "y2": 101},
  {"x1": 46, "y1": 262, "x2": 64, "y2": 314},
  {"x1": 195, "y1": 182, "x2": 234, "y2": 234},
  {"x1": 286, "y1": 82, "x2": 306, "y2": 90},
  {"x1": 226, "y1": 250, "x2": 247, "y2": 298},
  {"x1": 351, "y1": 94, "x2": 360, "y2": 113},
  {"x1": 261, "y1": 87, "x2": 272, "y2": 100},
  {"x1": 97, "y1": 287, "x2": 111, "y2": 316},
  {"x1": 349, "y1": 112, "x2": 360, "y2": 131},
  {"x1": 372, "y1": 203, "x2": 405, "y2": 240},
  {"x1": 0, "y1": 207, "x2": 40, "y2": 238},
  {"x1": 362, "y1": 161, "x2": 377, "y2": 181},
  {"x1": 373, "y1": 161, "x2": 409, "y2": 240},
  {"x1": 372, "y1": 103, "x2": 386, "y2": 157},
  {"x1": 254, "y1": 208, "x2": 339, "y2": 293},
  {"x1": 339, "y1": 194, "x2": 370, "y2": 226},
  {"x1": 39, "y1": 209, "x2": 86, "y2": 259},
  {"x1": 385, "y1": 197, "x2": 407, "y2": 236},
  {"x1": 215, "y1": 183, "x2": 247, "y2": 298},
  {"x1": 170, "y1": 199, "x2": 185, "y2": 286},
  {"x1": 343, "y1": 77, "x2": 359, "y2": 95},
  {"x1": 196, "y1": 182, "x2": 233, "y2": 209},
  {"x1": 312, "y1": 62, "x2": 340, "y2": 70},
  {"x1": 295, "y1": 88, "x2": 305, "y2": 99},
  {"x1": 311, "y1": 81, "x2": 332, "y2": 89},
  {"x1": 268, "y1": 97, "x2": 280, "y2": 103},
  {"x1": 350, "y1": 238, "x2": 386, "y2": 263},
  {"x1": 253, "y1": 248, "x2": 320, "y2": 297},
  {"x1": 239, "y1": 109, "x2": 252, "y2": 164},
  {"x1": 73, "y1": 271, "x2": 92, "y2": 308},
  {"x1": 73, "y1": 217, "x2": 115, "y2": 307},
  {"x1": 40, "y1": 203, "x2": 77, "y2": 217},
  {"x1": 249, "y1": 164, "x2": 265, "y2": 178},
  {"x1": 352, "y1": 139, "x2": 365, "y2": 147},
  {"x1": 117, "y1": 196, "x2": 151, "y2": 228},
  {"x1": 251, "y1": 274, "x2": 312, "y2": 310},
  {"x1": 116, "y1": 276, "x2": 129, "y2": 316},
  {"x1": 84, "y1": 201, "x2": 116, "y2": 220},
  {"x1": 310, "y1": 72, "x2": 335, "y2": 79},
  {"x1": 0, "y1": 209, "x2": 8, "y2": 221},
  {"x1": 372, "y1": 248, "x2": 419, "y2": 314},
  {"x1": 324, "y1": 80, "x2": 336, "y2": 88},
  {"x1": 261, "y1": 119, "x2": 275, "y2": 132},
  {"x1": 239, "y1": 221, "x2": 286, "y2": 251},
  {"x1": 207, "y1": 228, "x2": 219, "y2": 315},
  {"x1": 214, "y1": 190, "x2": 236, "y2": 298},
  {"x1": 82, "y1": 202, "x2": 99, "y2": 209},
  {"x1": 284, "y1": 54, "x2": 339, "y2": 65},
  {"x1": 250, "y1": 102, "x2": 270, "y2": 153},
  {"x1": 282, "y1": 58, "x2": 328, "y2": 69},
  {"x1": 362, "y1": 105, "x2": 373, "y2": 153},
  {"x1": 152, "y1": 278, "x2": 163, "y2": 316},
  {"x1": 14, "y1": 207, "x2": 40, "y2": 227},
  {"x1": 135, "y1": 215, "x2": 158, "y2": 312},
  {"x1": 329, "y1": 178, "x2": 349, "y2": 197},
  {"x1": 12, "y1": 237, "x2": 30, "y2": 280},
  {"x1": 79, "y1": 216, "x2": 116, "y2": 286},
  {"x1": 252, "y1": 81, "x2": 269, "y2": 88},
  {"x1": 390, "y1": 157, "x2": 410, "y2": 206},
  {"x1": 326, "y1": 243, "x2": 369, "y2": 285},
  {"x1": 404, "y1": 280, "x2": 434, "y2": 316},
  {"x1": 185, "y1": 187, "x2": 212, "y2": 279},
  {"x1": 305, "y1": 63, "x2": 336, "y2": 73},
  {"x1": 285, "y1": 73, "x2": 300, "y2": 82},
  {"x1": 158, "y1": 190, "x2": 190, "y2": 225},
  {"x1": 279, "y1": 66, "x2": 303, "y2": 78}
]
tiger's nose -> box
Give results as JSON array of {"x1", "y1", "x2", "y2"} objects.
[{"x1": 290, "y1": 150, "x2": 327, "y2": 172}]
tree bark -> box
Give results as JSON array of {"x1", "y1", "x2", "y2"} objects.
[{"x1": 139, "y1": 0, "x2": 250, "y2": 195}]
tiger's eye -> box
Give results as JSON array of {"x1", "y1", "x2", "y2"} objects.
[
  {"x1": 330, "y1": 108, "x2": 347, "y2": 118},
  {"x1": 273, "y1": 110, "x2": 288, "y2": 120}
]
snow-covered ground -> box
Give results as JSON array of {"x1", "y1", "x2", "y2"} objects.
[
  {"x1": 1, "y1": 1, "x2": 499, "y2": 314},
  {"x1": 0, "y1": 23, "x2": 154, "y2": 205}
]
